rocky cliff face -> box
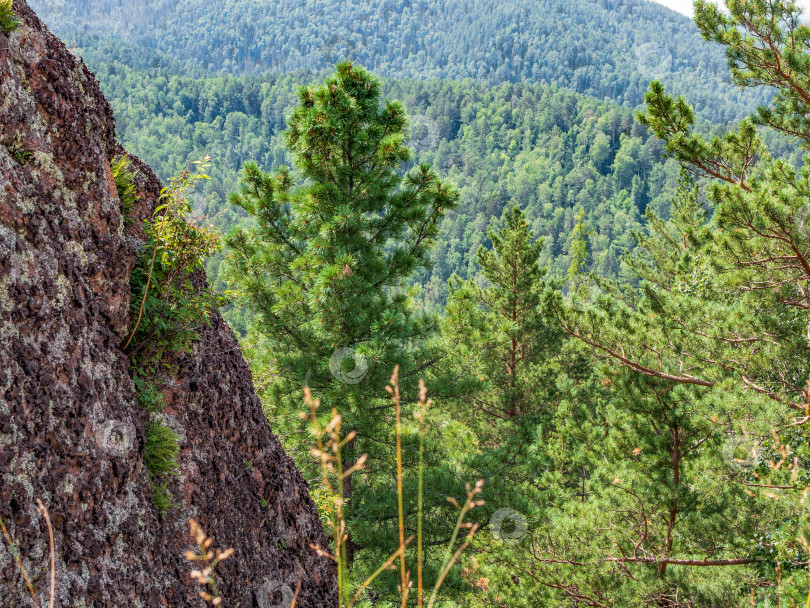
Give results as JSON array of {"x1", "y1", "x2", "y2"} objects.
[{"x1": 0, "y1": 2, "x2": 336, "y2": 606}]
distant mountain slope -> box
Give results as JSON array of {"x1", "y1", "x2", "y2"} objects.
[
  {"x1": 59, "y1": 35, "x2": 697, "y2": 313},
  {"x1": 32, "y1": 0, "x2": 768, "y2": 122}
]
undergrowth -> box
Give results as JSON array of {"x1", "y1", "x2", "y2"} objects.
[
  {"x1": 0, "y1": 0, "x2": 19, "y2": 35},
  {"x1": 144, "y1": 419, "x2": 180, "y2": 478},
  {"x1": 125, "y1": 157, "x2": 221, "y2": 370},
  {"x1": 3, "y1": 133, "x2": 33, "y2": 165},
  {"x1": 122, "y1": 157, "x2": 221, "y2": 514},
  {"x1": 145, "y1": 416, "x2": 181, "y2": 517},
  {"x1": 152, "y1": 482, "x2": 179, "y2": 515},
  {"x1": 111, "y1": 154, "x2": 139, "y2": 224},
  {"x1": 134, "y1": 376, "x2": 166, "y2": 412}
]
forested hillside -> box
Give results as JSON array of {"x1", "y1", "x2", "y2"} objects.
[
  {"x1": 68, "y1": 36, "x2": 696, "y2": 313},
  {"x1": 33, "y1": 0, "x2": 769, "y2": 121}
]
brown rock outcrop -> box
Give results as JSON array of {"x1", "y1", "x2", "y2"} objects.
[{"x1": 0, "y1": 2, "x2": 336, "y2": 606}]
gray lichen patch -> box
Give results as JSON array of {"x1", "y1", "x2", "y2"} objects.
[
  {"x1": 53, "y1": 272, "x2": 72, "y2": 310},
  {"x1": 0, "y1": 274, "x2": 13, "y2": 313}
]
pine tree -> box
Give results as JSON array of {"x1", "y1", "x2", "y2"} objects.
[
  {"x1": 444, "y1": 206, "x2": 559, "y2": 421},
  {"x1": 536, "y1": 1, "x2": 810, "y2": 601},
  {"x1": 442, "y1": 207, "x2": 619, "y2": 607},
  {"x1": 566, "y1": 207, "x2": 590, "y2": 283},
  {"x1": 224, "y1": 62, "x2": 459, "y2": 569}
]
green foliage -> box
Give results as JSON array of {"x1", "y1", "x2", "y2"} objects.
[
  {"x1": 443, "y1": 206, "x2": 562, "y2": 423},
  {"x1": 225, "y1": 62, "x2": 459, "y2": 412},
  {"x1": 4, "y1": 136, "x2": 32, "y2": 164},
  {"x1": 34, "y1": 1, "x2": 810, "y2": 605},
  {"x1": 111, "y1": 154, "x2": 139, "y2": 223},
  {"x1": 439, "y1": 208, "x2": 612, "y2": 605},
  {"x1": 144, "y1": 419, "x2": 180, "y2": 478},
  {"x1": 11, "y1": 148, "x2": 31, "y2": 164},
  {"x1": 125, "y1": 160, "x2": 220, "y2": 516},
  {"x1": 60, "y1": 45, "x2": 715, "y2": 309},
  {"x1": 126, "y1": 159, "x2": 222, "y2": 371},
  {"x1": 523, "y1": 2, "x2": 810, "y2": 602},
  {"x1": 226, "y1": 63, "x2": 471, "y2": 595},
  {"x1": 134, "y1": 376, "x2": 166, "y2": 412},
  {"x1": 566, "y1": 207, "x2": 591, "y2": 281},
  {"x1": 151, "y1": 482, "x2": 179, "y2": 516},
  {"x1": 0, "y1": 0, "x2": 19, "y2": 35}
]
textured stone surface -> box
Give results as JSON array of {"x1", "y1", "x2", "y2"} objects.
[{"x1": 0, "y1": 2, "x2": 336, "y2": 606}]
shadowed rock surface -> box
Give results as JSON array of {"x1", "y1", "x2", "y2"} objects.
[{"x1": 0, "y1": 2, "x2": 336, "y2": 606}]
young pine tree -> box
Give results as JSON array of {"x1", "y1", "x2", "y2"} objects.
[
  {"x1": 444, "y1": 206, "x2": 560, "y2": 423},
  {"x1": 224, "y1": 62, "x2": 459, "y2": 570},
  {"x1": 566, "y1": 207, "x2": 591, "y2": 285},
  {"x1": 442, "y1": 207, "x2": 614, "y2": 606}
]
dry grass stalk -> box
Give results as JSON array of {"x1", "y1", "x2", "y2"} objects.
[
  {"x1": 305, "y1": 370, "x2": 483, "y2": 607},
  {"x1": 385, "y1": 365, "x2": 409, "y2": 601},
  {"x1": 0, "y1": 499, "x2": 56, "y2": 608},
  {"x1": 426, "y1": 481, "x2": 484, "y2": 608},
  {"x1": 185, "y1": 518, "x2": 234, "y2": 606},
  {"x1": 35, "y1": 500, "x2": 55, "y2": 608},
  {"x1": 414, "y1": 379, "x2": 430, "y2": 607}
]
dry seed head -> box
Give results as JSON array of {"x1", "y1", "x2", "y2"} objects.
[
  {"x1": 310, "y1": 543, "x2": 335, "y2": 560},
  {"x1": 325, "y1": 414, "x2": 341, "y2": 434}
]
